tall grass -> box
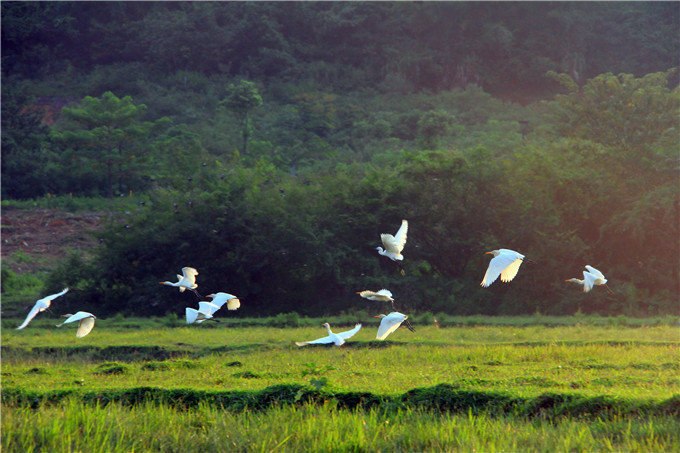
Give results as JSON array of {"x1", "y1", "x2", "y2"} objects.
[{"x1": 3, "y1": 399, "x2": 679, "y2": 452}]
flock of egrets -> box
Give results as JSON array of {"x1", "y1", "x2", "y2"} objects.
[{"x1": 14, "y1": 218, "x2": 612, "y2": 343}]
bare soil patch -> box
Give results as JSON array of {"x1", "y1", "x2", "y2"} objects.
[{"x1": 1, "y1": 208, "x2": 107, "y2": 274}]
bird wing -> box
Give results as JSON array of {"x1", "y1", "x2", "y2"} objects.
[
  {"x1": 210, "y1": 293, "x2": 237, "y2": 308},
  {"x1": 582, "y1": 271, "x2": 597, "y2": 292},
  {"x1": 76, "y1": 317, "x2": 96, "y2": 338},
  {"x1": 295, "y1": 335, "x2": 335, "y2": 346},
  {"x1": 226, "y1": 298, "x2": 241, "y2": 311},
  {"x1": 358, "y1": 290, "x2": 378, "y2": 299},
  {"x1": 182, "y1": 267, "x2": 199, "y2": 277},
  {"x1": 181, "y1": 267, "x2": 199, "y2": 285},
  {"x1": 481, "y1": 253, "x2": 517, "y2": 287},
  {"x1": 584, "y1": 265, "x2": 605, "y2": 279},
  {"x1": 393, "y1": 220, "x2": 408, "y2": 252},
  {"x1": 57, "y1": 311, "x2": 93, "y2": 327},
  {"x1": 500, "y1": 258, "x2": 523, "y2": 283},
  {"x1": 198, "y1": 301, "x2": 220, "y2": 316},
  {"x1": 381, "y1": 220, "x2": 408, "y2": 254},
  {"x1": 337, "y1": 323, "x2": 362, "y2": 340},
  {"x1": 44, "y1": 288, "x2": 69, "y2": 301},
  {"x1": 376, "y1": 289, "x2": 393, "y2": 298},
  {"x1": 185, "y1": 308, "x2": 199, "y2": 324},
  {"x1": 376, "y1": 314, "x2": 406, "y2": 340},
  {"x1": 16, "y1": 300, "x2": 48, "y2": 330}
]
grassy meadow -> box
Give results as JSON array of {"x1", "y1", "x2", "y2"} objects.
[{"x1": 2, "y1": 318, "x2": 679, "y2": 452}]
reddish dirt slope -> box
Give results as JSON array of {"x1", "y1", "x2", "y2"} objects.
[{"x1": 1, "y1": 208, "x2": 107, "y2": 274}]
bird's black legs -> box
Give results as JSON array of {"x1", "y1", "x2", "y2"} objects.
[{"x1": 405, "y1": 319, "x2": 416, "y2": 333}]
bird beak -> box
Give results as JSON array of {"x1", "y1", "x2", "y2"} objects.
[{"x1": 485, "y1": 251, "x2": 493, "y2": 255}]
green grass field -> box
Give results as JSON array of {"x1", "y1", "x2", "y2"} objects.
[{"x1": 2, "y1": 319, "x2": 679, "y2": 452}]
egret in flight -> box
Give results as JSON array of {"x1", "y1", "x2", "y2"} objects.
[
  {"x1": 480, "y1": 249, "x2": 531, "y2": 287},
  {"x1": 56, "y1": 311, "x2": 96, "y2": 338},
  {"x1": 206, "y1": 292, "x2": 241, "y2": 311},
  {"x1": 376, "y1": 219, "x2": 408, "y2": 261},
  {"x1": 16, "y1": 288, "x2": 69, "y2": 330},
  {"x1": 357, "y1": 289, "x2": 395, "y2": 310},
  {"x1": 160, "y1": 267, "x2": 201, "y2": 298},
  {"x1": 185, "y1": 301, "x2": 221, "y2": 324},
  {"x1": 375, "y1": 312, "x2": 416, "y2": 340},
  {"x1": 566, "y1": 265, "x2": 615, "y2": 294},
  {"x1": 296, "y1": 323, "x2": 362, "y2": 347}
]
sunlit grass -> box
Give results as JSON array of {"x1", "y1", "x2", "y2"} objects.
[
  {"x1": 3, "y1": 326, "x2": 678, "y2": 399},
  {"x1": 3, "y1": 322, "x2": 678, "y2": 451},
  {"x1": 3, "y1": 399, "x2": 679, "y2": 453}
]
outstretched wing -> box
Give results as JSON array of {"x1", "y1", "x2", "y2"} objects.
[
  {"x1": 76, "y1": 317, "x2": 96, "y2": 338},
  {"x1": 198, "y1": 301, "x2": 220, "y2": 316},
  {"x1": 186, "y1": 308, "x2": 199, "y2": 324},
  {"x1": 48, "y1": 288, "x2": 69, "y2": 300},
  {"x1": 582, "y1": 271, "x2": 597, "y2": 292},
  {"x1": 338, "y1": 323, "x2": 362, "y2": 340},
  {"x1": 500, "y1": 258, "x2": 523, "y2": 283},
  {"x1": 295, "y1": 335, "x2": 334, "y2": 346},
  {"x1": 226, "y1": 298, "x2": 241, "y2": 311},
  {"x1": 584, "y1": 265, "x2": 605, "y2": 280},
  {"x1": 376, "y1": 314, "x2": 406, "y2": 340},
  {"x1": 181, "y1": 267, "x2": 199, "y2": 285},
  {"x1": 381, "y1": 220, "x2": 408, "y2": 254},
  {"x1": 16, "y1": 300, "x2": 47, "y2": 330},
  {"x1": 481, "y1": 253, "x2": 518, "y2": 287}
]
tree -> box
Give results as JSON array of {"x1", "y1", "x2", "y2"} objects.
[
  {"x1": 220, "y1": 80, "x2": 263, "y2": 155},
  {"x1": 51, "y1": 92, "x2": 170, "y2": 197}
]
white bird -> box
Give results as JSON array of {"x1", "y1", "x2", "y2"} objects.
[
  {"x1": 16, "y1": 288, "x2": 69, "y2": 330},
  {"x1": 375, "y1": 312, "x2": 415, "y2": 340},
  {"x1": 566, "y1": 265, "x2": 615, "y2": 294},
  {"x1": 356, "y1": 289, "x2": 393, "y2": 302},
  {"x1": 357, "y1": 289, "x2": 395, "y2": 309},
  {"x1": 376, "y1": 219, "x2": 408, "y2": 261},
  {"x1": 296, "y1": 323, "x2": 362, "y2": 347},
  {"x1": 56, "y1": 311, "x2": 96, "y2": 338},
  {"x1": 480, "y1": 249, "x2": 529, "y2": 287},
  {"x1": 206, "y1": 292, "x2": 241, "y2": 311},
  {"x1": 185, "y1": 301, "x2": 221, "y2": 324},
  {"x1": 160, "y1": 267, "x2": 200, "y2": 296}
]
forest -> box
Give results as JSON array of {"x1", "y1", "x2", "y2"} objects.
[{"x1": 1, "y1": 1, "x2": 678, "y2": 318}]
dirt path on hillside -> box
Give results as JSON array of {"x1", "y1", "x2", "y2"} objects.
[{"x1": 1, "y1": 208, "x2": 107, "y2": 274}]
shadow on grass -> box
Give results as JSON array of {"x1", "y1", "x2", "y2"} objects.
[{"x1": 3, "y1": 383, "x2": 678, "y2": 420}]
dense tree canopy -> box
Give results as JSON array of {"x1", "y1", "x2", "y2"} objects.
[{"x1": 2, "y1": 2, "x2": 678, "y2": 317}]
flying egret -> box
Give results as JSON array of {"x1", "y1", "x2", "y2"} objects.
[
  {"x1": 16, "y1": 288, "x2": 69, "y2": 330},
  {"x1": 567, "y1": 265, "x2": 615, "y2": 294},
  {"x1": 56, "y1": 311, "x2": 96, "y2": 338},
  {"x1": 295, "y1": 323, "x2": 362, "y2": 347},
  {"x1": 185, "y1": 301, "x2": 221, "y2": 324},
  {"x1": 376, "y1": 219, "x2": 408, "y2": 261},
  {"x1": 480, "y1": 249, "x2": 531, "y2": 287},
  {"x1": 374, "y1": 312, "x2": 416, "y2": 340},
  {"x1": 160, "y1": 267, "x2": 202, "y2": 298},
  {"x1": 357, "y1": 289, "x2": 395, "y2": 309},
  {"x1": 206, "y1": 292, "x2": 241, "y2": 311}
]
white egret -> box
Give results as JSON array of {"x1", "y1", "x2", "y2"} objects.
[
  {"x1": 357, "y1": 289, "x2": 395, "y2": 309},
  {"x1": 185, "y1": 301, "x2": 221, "y2": 324},
  {"x1": 56, "y1": 311, "x2": 96, "y2": 338},
  {"x1": 160, "y1": 267, "x2": 201, "y2": 297},
  {"x1": 567, "y1": 265, "x2": 615, "y2": 294},
  {"x1": 480, "y1": 249, "x2": 530, "y2": 287},
  {"x1": 374, "y1": 312, "x2": 415, "y2": 340},
  {"x1": 206, "y1": 292, "x2": 241, "y2": 311},
  {"x1": 356, "y1": 289, "x2": 393, "y2": 302},
  {"x1": 295, "y1": 323, "x2": 362, "y2": 347},
  {"x1": 16, "y1": 288, "x2": 69, "y2": 330},
  {"x1": 376, "y1": 219, "x2": 408, "y2": 261}
]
